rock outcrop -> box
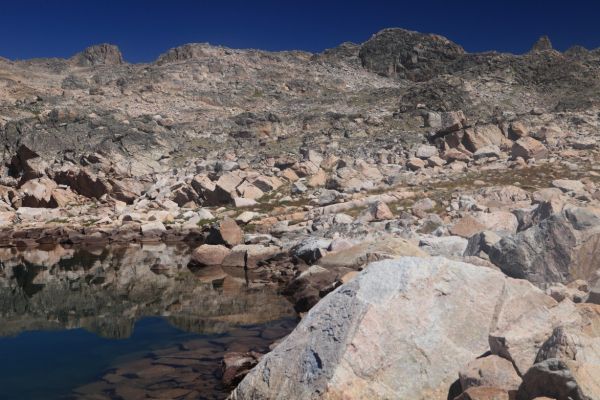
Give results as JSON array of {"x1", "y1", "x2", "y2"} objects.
[
  {"x1": 489, "y1": 206, "x2": 600, "y2": 287},
  {"x1": 358, "y1": 28, "x2": 465, "y2": 81},
  {"x1": 71, "y1": 44, "x2": 124, "y2": 66},
  {"x1": 530, "y1": 35, "x2": 554, "y2": 53},
  {"x1": 230, "y1": 257, "x2": 570, "y2": 400}
]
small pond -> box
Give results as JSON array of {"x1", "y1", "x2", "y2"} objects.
[{"x1": 0, "y1": 244, "x2": 297, "y2": 400}]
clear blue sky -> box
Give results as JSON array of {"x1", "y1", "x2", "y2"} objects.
[{"x1": 1, "y1": 0, "x2": 599, "y2": 63}]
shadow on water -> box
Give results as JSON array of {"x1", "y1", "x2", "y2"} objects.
[{"x1": 0, "y1": 243, "x2": 297, "y2": 400}]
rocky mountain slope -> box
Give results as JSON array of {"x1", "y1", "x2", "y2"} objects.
[{"x1": 2, "y1": 27, "x2": 600, "y2": 399}]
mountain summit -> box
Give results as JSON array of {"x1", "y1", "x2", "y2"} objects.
[
  {"x1": 530, "y1": 35, "x2": 553, "y2": 52},
  {"x1": 71, "y1": 43, "x2": 124, "y2": 66}
]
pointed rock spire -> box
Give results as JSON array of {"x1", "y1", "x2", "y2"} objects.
[{"x1": 530, "y1": 35, "x2": 553, "y2": 52}]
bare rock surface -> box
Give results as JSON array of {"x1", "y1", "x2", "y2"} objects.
[
  {"x1": 191, "y1": 244, "x2": 231, "y2": 266},
  {"x1": 459, "y1": 355, "x2": 521, "y2": 392},
  {"x1": 230, "y1": 257, "x2": 561, "y2": 400},
  {"x1": 489, "y1": 206, "x2": 600, "y2": 286}
]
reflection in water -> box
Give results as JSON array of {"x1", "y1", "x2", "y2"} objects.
[{"x1": 0, "y1": 244, "x2": 297, "y2": 399}]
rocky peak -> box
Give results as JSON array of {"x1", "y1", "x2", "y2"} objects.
[
  {"x1": 530, "y1": 35, "x2": 553, "y2": 52},
  {"x1": 155, "y1": 43, "x2": 212, "y2": 65},
  {"x1": 317, "y1": 42, "x2": 361, "y2": 65},
  {"x1": 358, "y1": 28, "x2": 465, "y2": 81},
  {"x1": 71, "y1": 43, "x2": 123, "y2": 67},
  {"x1": 71, "y1": 43, "x2": 124, "y2": 66},
  {"x1": 564, "y1": 44, "x2": 590, "y2": 59}
]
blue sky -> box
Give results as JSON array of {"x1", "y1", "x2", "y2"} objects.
[{"x1": 1, "y1": 0, "x2": 599, "y2": 62}]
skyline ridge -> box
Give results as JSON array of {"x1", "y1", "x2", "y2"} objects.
[
  {"x1": 2, "y1": 28, "x2": 596, "y2": 65},
  {"x1": 3, "y1": 0, "x2": 600, "y2": 62}
]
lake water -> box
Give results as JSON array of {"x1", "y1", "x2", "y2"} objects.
[{"x1": 0, "y1": 244, "x2": 297, "y2": 400}]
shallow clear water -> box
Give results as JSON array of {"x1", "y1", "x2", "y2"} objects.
[
  {"x1": 0, "y1": 317, "x2": 199, "y2": 399},
  {"x1": 0, "y1": 244, "x2": 296, "y2": 400}
]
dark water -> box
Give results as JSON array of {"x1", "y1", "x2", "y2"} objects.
[{"x1": 0, "y1": 244, "x2": 296, "y2": 400}]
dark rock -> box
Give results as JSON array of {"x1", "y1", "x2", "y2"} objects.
[
  {"x1": 9, "y1": 145, "x2": 47, "y2": 183},
  {"x1": 290, "y1": 237, "x2": 331, "y2": 264},
  {"x1": 53, "y1": 168, "x2": 112, "y2": 199},
  {"x1": 170, "y1": 184, "x2": 199, "y2": 207},
  {"x1": 588, "y1": 281, "x2": 600, "y2": 304},
  {"x1": 71, "y1": 44, "x2": 124, "y2": 66},
  {"x1": 489, "y1": 206, "x2": 600, "y2": 287},
  {"x1": 463, "y1": 230, "x2": 502, "y2": 259},
  {"x1": 358, "y1": 28, "x2": 465, "y2": 81},
  {"x1": 221, "y1": 351, "x2": 263, "y2": 389},
  {"x1": 516, "y1": 359, "x2": 590, "y2": 400},
  {"x1": 283, "y1": 265, "x2": 340, "y2": 313}
]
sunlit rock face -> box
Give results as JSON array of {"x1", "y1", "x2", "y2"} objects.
[{"x1": 0, "y1": 244, "x2": 295, "y2": 339}]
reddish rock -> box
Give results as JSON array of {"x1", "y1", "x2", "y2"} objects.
[
  {"x1": 444, "y1": 148, "x2": 472, "y2": 163},
  {"x1": 370, "y1": 200, "x2": 394, "y2": 220},
  {"x1": 463, "y1": 125, "x2": 510, "y2": 153},
  {"x1": 170, "y1": 183, "x2": 199, "y2": 206},
  {"x1": 307, "y1": 169, "x2": 327, "y2": 188},
  {"x1": 191, "y1": 244, "x2": 231, "y2": 266},
  {"x1": 281, "y1": 168, "x2": 300, "y2": 182},
  {"x1": 51, "y1": 187, "x2": 80, "y2": 207},
  {"x1": 407, "y1": 157, "x2": 426, "y2": 170},
  {"x1": 511, "y1": 137, "x2": 548, "y2": 160},
  {"x1": 509, "y1": 121, "x2": 528, "y2": 139},
  {"x1": 428, "y1": 155, "x2": 446, "y2": 167},
  {"x1": 9, "y1": 145, "x2": 46, "y2": 183},
  {"x1": 236, "y1": 181, "x2": 264, "y2": 200},
  {"x1": 110, "y1": 178, "x2": 145, "y2": 204},
  {"x1": 450, "y1": 215, "x2": 486, "y2": 238},
  {"x1": 207, "y1": 218, "x2": 243, "y2": 247},
  {"x1": 459, "y1": 355, "x2": 521, "y2": 392},
  {"x1": 454, "y1": 386, "x2": 511, "y2": 400},
  {"x1": 20, "y1": 177, "x2": 58, "y2": 208}
]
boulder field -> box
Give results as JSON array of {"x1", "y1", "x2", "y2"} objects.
[{"x1": 2, "y1": 25, "x2": 600, "y2": 398}]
